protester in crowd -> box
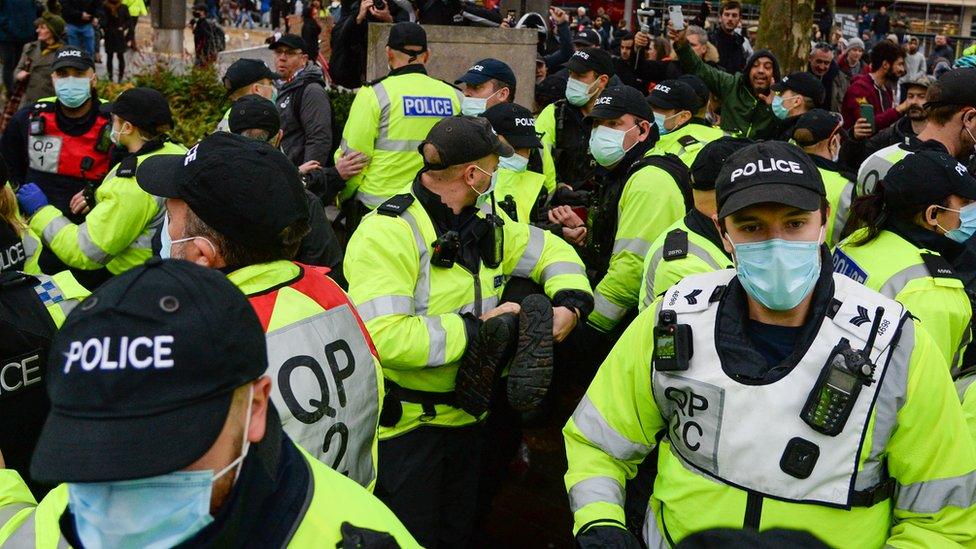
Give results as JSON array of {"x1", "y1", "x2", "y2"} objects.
[
  {"x1": 592, "y1": 15, "x2": 610, "y2": 49},
  {"x1": 708, "y1": 0, "x2": 746, "y2": 74},
  {"x1": 101, "y1": 0, "x2": 134, "y2": 82},
  {"x1": 227, "y1": 94, "x2": 346, "y2": 276},
  {"x1": 672, "y1": 24, "x2": 781, "y2": 139},
  {"x1": 0, "y1": 259, "x2": 419, "y2": 547},
  {"x1": 13, "y1": 13, "x2": 65, "y2": 108},
  {"x1": 841, "y1": 39, "x2": 906, "y2": 132},
  {"x1": 576, "y1": 6, "x2": 590, "y2": 29},
  {"x1": 269, "y1": 34, "x2": 336, "y2": 209},
  {"x1": 329, "y1": 0, "x2": 392, "y2": 89},
  {"x1": 0, "y1": 0, "x2": 41, "y2": 95},
  {"x1": 61, "y1": 0, "x2": 99, "y2": 56},
  {"x1": 901, "y1": 35, "x2": 926, "y2": 85},
  {"x1": 770, "y1": 71, "x2": 823, "y2": 140},
  {"x1": 844, "y1": 74, "x2": 932, "y2": 168},
  {"x1": 807, "y1": 42, "x2": 839, "y2": 109},
  {"x1": 540, "y1": 7, "x2": 574, "y2": 74},
  {"x1": 929, "y1": 34, "x2": 955, "y2": 69},
  {"x1": 301, "y1": 5, "x2": 321, "y2": 60},
  {"x1": 870, "y1": 4, "x2": 889, "y2": 42},
  {"x1": 191, "y1": 3, "x2": 221, "y2": 66},
  {"x1": 619, "y1": 32, "x2": 681, "y2": 93},
  {"x1": 832, "y1": 37, "x2": 866, "y2": 111},
  {"x1": 856, "y1": 3, "x2": 872, "y2": 38}
]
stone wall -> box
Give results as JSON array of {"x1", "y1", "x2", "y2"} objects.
[{"x1": 366, "y1": 24, "x2": 538, "y2": 107}]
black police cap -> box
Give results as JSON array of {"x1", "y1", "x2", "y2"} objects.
[
  {"x1": 420, "y1": 116, "x2": 514, "y2": 170},
  {"x1": 792, "y1": 109, "x2": 844, "y2": 147},
  {"x1": 585, "y1": 85, "x2": 651, "y2": 122},
  {"x1": 223, "y1": 58, "x2": 280, "y2": 94},
  {"x1": 31, "y1": 259, "x2": 268, "y2": 483},
  {"x1": 771, "y1": 72, "x2": 826, "y2": 105},
  {"x1": 51, "y1": 46, "x2": 94, "y2": 71},
  {"x1": 691, "y1": 136, "x2": 754, "y2": 191},
  {"x1": 480, "y1": 103, "x2": 542, "y2": 149},
  {"x1": 647, "y1": 79, "x2": 701, "y2": 112},
  {"x1": 101, "y1": 87, "x2": 173, "y2": 132},
  {"x1": 925, "y1": 68, "x2": 976, "y2": 109},
  {"x1": 229, "y1": 94, "x2": 281, "y2": 137},
  {"x1": 882, "y1": 150, "x2": 976, "y2": 210},
  {"x1": 387, "y1": 22, "x2": 427, "y2": 52},
  {"x1": 716, "y1": 141, "x2": 825, "y2": 218},
  {"x1": 565, "y1": 48, "x2": 614, "y2": 78}
]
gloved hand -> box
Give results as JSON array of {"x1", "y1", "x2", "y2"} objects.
[
  {"x1": 576, "y1": 525, "x2": 642, "y2": 549},
  {"x1": 16, "y1": 183, "x2": 49, "y2": 217}
]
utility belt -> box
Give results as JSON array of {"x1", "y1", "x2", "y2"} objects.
[{"x1": 379, "y1": 379, "x2": 457, "y2": 427}]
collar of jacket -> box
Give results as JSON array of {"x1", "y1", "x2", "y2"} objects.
[
  {"x1": 388, "y1": 64, "x2": 428, "y2": 78},
  {"x1": 227, "y1": 260, "x2": 302, "y2": 296},
  {"x1": 59, "y1": 408, "x2": 311, "y2": 549},
  {"x1": 685, "y1": 207, "x2": 727, "y2": 254},
  {"x1": 882, "y1": 216, "x2": 964, "y2": 264},
  {"x1": 810, "y1": 153, "x2": 856, "y2": 181},
  {"x1": 412, "y1": 175, "x2": 479, "y2": 235},
  {"x1": 129, "y1": 136, "x2": 170, "y2": 158},
  {"x1": 280, "y1": 62, "x2": 326, "y2": 93},
  {"x1": 715, "y1": 247, "x2": 836, "y2": 384}
]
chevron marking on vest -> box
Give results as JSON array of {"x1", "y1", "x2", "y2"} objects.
[
  {"x1": 684, "y1": 289, "x2": 702, "y2": 305},
  {"x1": 850, "y1": 305, "x2": 871, "y2": 328}
]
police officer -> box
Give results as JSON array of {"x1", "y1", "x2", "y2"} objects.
[
  {"x1": 480, "y1": 102, "x2": 553, "y2": 225},
  {"x1": 639, "y1": 137, "x2": 746, "y2": 309},
  {"x1": 344, "y1": 116, "x2": 592, "y2": 547},
  {"x1": 535, "y1": 47, "x2": 614, "y2": 191},
  {"x1": 0, "y1": 268, "x2": 87, "y2": 497},
  {"x1": 835, "y1": 150, "x2": 976, "y2": 377},
  {"x1": 792, "y1": 109, "x2": 856, "y2": 245},
  {"x1": 1, "y1": 46, "x2": 111, "y2": 227},
  {"x1": 135, "y1": 132, "x2": 382, "y2": 490},
  {"x1": 17, "y1": 87, "x2": 185, "y2": 289},
  {"x1": 0, "y1": 155, "x2": 41, "y2": 274},
  {"x1": 769, "y1": 71, "x2": 824, "y2": 140},
  {"x1": 228, "y1": 94, "x2": 346, "y2": 282},
  {"x1": 581, "y1": 85, "x2": 688, "y2": 335},
  {"x1": 564, "y1": 141, "x2": 976, "y2": 548},
  {"x1": 2, "y1": 260, "x2": 418, "y2": 547},
  {"x1": 215, "y1": 57, "x2": 280, "y2": 132},
  {"x1": 337, "y1": 22, "x2": 462, "y2": 220},
  {"x1": 646, "y1": 79, "x2": 724, "y2": 168},
  {"x1": 456, "y1": 58, "x2": 517, "y2": 116},
  {"x1": 858, "y1": 67, "x2": 976, "y2": 196}
]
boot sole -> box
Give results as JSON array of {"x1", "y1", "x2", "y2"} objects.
[
  {"x1": 507, "y1": 294, "x2": 554, "y2": 412},
  {"x1": 456, "y1": 315, "x2": 513, "y2": 416}
]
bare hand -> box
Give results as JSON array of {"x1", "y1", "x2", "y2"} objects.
[
  {"x1": 369, "y1": 1, "x2": 392, "y2": 22},
  {"x1": 548, "y1": 205, "x2": 584, "y2": 228},
  {"x1": 634, "y1": 31, "x2": 650, "y2": 48},
  {"x1": 481, "y1": 301, "x2": 520, "y2": 321},
  {"x1": 852, "y1": 117, "x2": 873, "y2": 140},
  {"x1": 668, "y1": 24, "x2": 686, "y2": 46},
  {"x1": 356, "y1": 0, "x2": 374, "y2": 23},
  {"x1": 552, "y1": 306, "x2": 577, "y2": 343},
  {"x1": 298, "y1": 160, "x2": 322, "y2": 174},
  {"x1": 69, "y1": 190, "x2": 90, "y2": 215},
  {"x1": 561, "y1": 225, "x2": 587, "y2": 246},
  {"x1": 895, "y1": 99, "x2": 911, "y2": 114},
  {"x1": 336, "y1": 150, "x2": 368, "y2": 180},
  {"x1": 15, "y1": 70, "x2": 28, "y2": 82},
  {"x1": 757, "y1": 90, "x2": 773, "y2": 105},
  {"x1": 81, "y1": 11, "x2": 91, "y2": 20},
  {"x1": 549, "y1": 6, "x2": 568, "y2": 25}
]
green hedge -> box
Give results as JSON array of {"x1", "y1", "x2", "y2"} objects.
[{"x1": 97, "y1": 63, "x2": 357, "y2": 147}]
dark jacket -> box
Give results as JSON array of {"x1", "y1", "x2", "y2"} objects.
[
  {"x1": 841, "y1": 73, "x2": 899, "y2": 132},
  {"x1": 101, "y1": 1, "x2": 134, "y2": 53},
  {"x1": 709, "y1": 27, "x2": 746, "y2": 74},
  {"x1": 60, "y1": 0, "x2": 99, "y2": 26},
  {"x1": 0, "y1": 0, "x2": 39, "y2": 42},
  {"x1": 929, "y1": 44, "x2": 955, "y2": 70},
  {"x1": 544, "y1": 21, "x2": 574, "y2": 73},
  {"x1": 613, "y1": 55, "x2": 681, "y2": 94},
  {"x1": 278, "y1": 62, "x2": 332, "y2": 170},
  {"x1": 839, "y1": 114, "x2": 918, "y2": 170},
  {"x1": 191, "y1": 15, "x2": 220, "y2": 62},
  {"x1": 870, "y1": 12, "x2": 889, "y2": 35},
  {"x1": 328, "y1": 2, "x2": 367, "y2": 88},
  {"x1": 677, "y1": 43, "x2": 781, "y2": 139},
  {"x1": 295, "y1": 189, "x2": 344, "y2": 284},
  {"x1": 301, "y1": 13, "x2": 321, "y2": 60},
  {"x1": 810, "y1": 60, "x2": 839, "y2": 109}
]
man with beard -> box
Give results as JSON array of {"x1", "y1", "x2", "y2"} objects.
[
  {"x1": 841, "y1": 39, "x2": 907, "y2": 133},
  {"x1": 847, "y1": 75, "x2": 932, "y2": 166},
  {"x1": 671, "y1": 25, "x2": 781, "y2": 139}
]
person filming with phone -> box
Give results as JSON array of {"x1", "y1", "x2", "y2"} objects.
[{"x1": 841, "y1": 39, "x2": 906, "y2": 136}]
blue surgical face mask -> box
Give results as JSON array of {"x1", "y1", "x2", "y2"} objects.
[
  {"x1": 589, "y1": 124, "x2": 638, "y2": 167},
  {"x1": 499, "y1": 152, "x2": 529, "y2": 173},
  {"x1": 159, "y1": 212, "x2": 173, "y2": 259},
  {"x1": 69, "y1": 389, "x2": 254, "y2": 549},
  {"x1": 941, "y1": 203, "x2": 976, "y2": 243},
  {"x1": 473, "y1": 165, "x2": 498, "y2": 208},
  {"x1": 565, "y1": 77, "x2": 597, "y2": 107},
  {"x1": 727, "y1": 229, "x2": 823, "y2": 311},
  {"x1": 54, "y1": 76, "x2": 92, "y2": 108},
  {"x1": 653, "y1": 111, "x2": 683, "y2": 135},
  {"x1": 461, "y1": 88, "x2": 502, "y2": 116},
  {"x1": 771, "y1": 94, "x2": 791, "y2": 120}
]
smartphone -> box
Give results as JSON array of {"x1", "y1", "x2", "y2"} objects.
[
  {"x1": 668, "y1": 5, "x2": 685, "y2": 31},
  {"x1": 859, "y1": 103, "x2": 875, "y2": 133}
]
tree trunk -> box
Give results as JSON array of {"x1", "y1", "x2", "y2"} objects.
[{"x1": 757, "y1": 0, "x2": 815, "y2": 75}]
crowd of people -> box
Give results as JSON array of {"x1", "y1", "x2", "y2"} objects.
[{"x1": 0, "y1": 0, "x2": 974, "y2": 547}]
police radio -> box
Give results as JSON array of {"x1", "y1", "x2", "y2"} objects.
[
  {"x1": 28, "y1": 113, "x2": 45, "y2": 136},
  {"x1": 80, "y1": 157, "x2": 98, "y2": 208},
  {"x1": 653, "y1": 309, "x2": 693, "y2": 372},
  {"x1": 480, "y1": 213, "x2": 504, "y2": 269},
  {"x1": 801, "y1": 306, "x2": 884, "y2": 436},
  {"x1": 431, "y1": 231, "x2": 460, "y2": 268}
]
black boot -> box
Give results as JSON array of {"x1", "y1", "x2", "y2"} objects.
[
  {"x1": 506, "y1": 294, "x2": 554, "y2": 412},
  {"x1": 455, "y1": 312, "x2": 517, "y2": 417}
]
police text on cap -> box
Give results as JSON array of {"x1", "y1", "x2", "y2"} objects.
[{"x1": 730, "y1": 158, "x2": 806, "y2": 182}]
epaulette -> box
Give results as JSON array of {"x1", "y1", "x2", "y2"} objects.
[
  {"x1": 662, "y1": 229, "x2": 689, "y2": 262},
  {"x1": 30, "y1": 101, "x2": 56, "y2": 114},
  {"x1": 116, "y1": 156, "x2": 138, "y2": 178},
  {"x1": 377, "y1": 193, "x2": 415, "y2": 217},
  {"x1": 920, "y1": 252, "x2": 958, "y2": 280},
  {"x1": 677, "y1": 135, "x2": 700, "y2": 147}
]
